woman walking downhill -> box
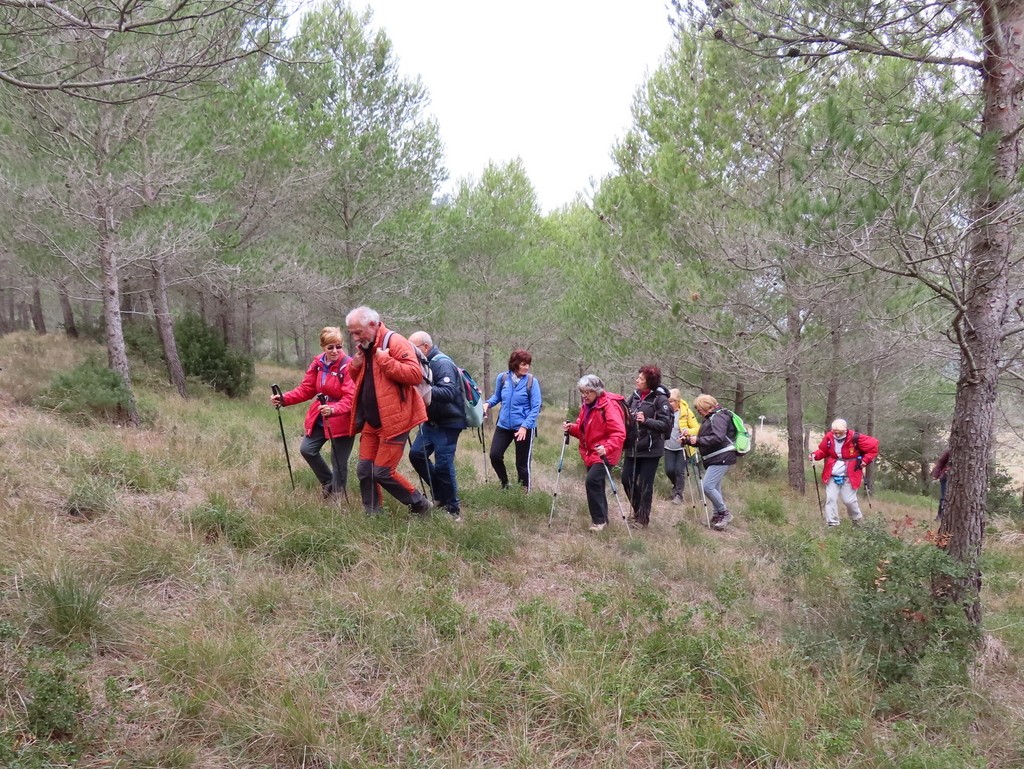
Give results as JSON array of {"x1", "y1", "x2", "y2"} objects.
[
  {"x1": 483, "y1": 349, "x2": 542, "y2": 490},
  {"x1": 664, "y1": 388, "x2": 699, "y2": 503},
  {"x1": 269, "y1": 326, "x2": 356, "y2": 499},
  {"x1": 685, "y1": 394, "x2": 737, "y2": 531},
  {"x1": 564, "y1": 375, "x2": 627, "y2": 532},
  {"x1": 622, "y1": 365, "x2": 673, "y2": 528}
]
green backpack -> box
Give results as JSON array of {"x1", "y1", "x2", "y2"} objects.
[{"x1": 728, "y1": 410, "x2": 752, "y2": 455}]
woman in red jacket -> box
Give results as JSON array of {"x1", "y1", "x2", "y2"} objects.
[
  {"x1": 269, "y1": 326, "x2": 356, "y2": 498},
  {"x1": 564, "y1": 375, "x2": 627, "y2": 532}
]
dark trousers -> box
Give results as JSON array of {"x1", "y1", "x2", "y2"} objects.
[
  {"x1": 622, "y1": 455, "x2": 661, "y2": 525},
  {"x1": 409, "y1": 424, "x2": 462, "y2": 513},
  {"x1": 585, "y1": 463, "x2": 609, "y2": 524},
  {"x1": 663, "y1": 449, "x2": 687, "y2": 498},
  {"x1": 299, "y1": 420, "x2": 354, "y2": 494},
  {"x1": 489, "y1": 426, "x2": 534, "y2": 490}
]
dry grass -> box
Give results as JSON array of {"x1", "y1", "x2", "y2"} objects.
[{"x1": 1, "y1": 332, "x2": 1023, "y2": 768}]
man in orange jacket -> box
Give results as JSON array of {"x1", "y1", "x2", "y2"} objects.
[{"x1": 345, "y1": 306, "x2": 431, "y2": 515}]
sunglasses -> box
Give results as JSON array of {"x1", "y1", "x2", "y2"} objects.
[{"x1": 324, "y1": 344, "x2": 344, "y2": 351}]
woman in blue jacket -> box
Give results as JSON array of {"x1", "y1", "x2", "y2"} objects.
[{"x1": 483, "y1": 349, "x2": 542, "y2": 490}]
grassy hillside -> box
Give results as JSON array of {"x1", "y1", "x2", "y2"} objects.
[{"x1": 1, "y1": 332, "x2": 1022, "y2": 768}]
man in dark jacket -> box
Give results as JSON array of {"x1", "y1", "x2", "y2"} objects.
[{"x1": 408, "y1": 331, "x2": 467, "y2": 520}]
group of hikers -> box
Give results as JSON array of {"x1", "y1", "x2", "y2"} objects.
[{"x1": 270, "y1": 306, "x2": 881, "y2": 532}]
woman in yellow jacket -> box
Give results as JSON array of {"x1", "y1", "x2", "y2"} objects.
[{"x1": 663, "y1": 389, "x2": 699, "y2": 503}]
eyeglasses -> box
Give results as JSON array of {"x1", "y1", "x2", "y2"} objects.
[{"x1": 324, "y1": 344, "x2": 344, "y2": 351}]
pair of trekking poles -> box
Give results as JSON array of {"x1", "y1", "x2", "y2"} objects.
[
  {"x1": 547, "y1": 432, "x2": 634, "y2": 538},
  {"x1": 270, "y1": 383, "x2": 349, "y2": 503}
]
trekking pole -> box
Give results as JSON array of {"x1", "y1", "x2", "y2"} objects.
[
  {"x1": 602, "y1": 459, "x2": 633, "y2": 539},
  {"x1": 684, "y1": 452, "x2": 700, "y2": 520},
  {"x1": 271, "y1": 384, "x2": 295, "y2": 490},
  {"x1": 693, "y1": 454, "x2": 712, "y2": 529},
  {"x1": 480, "y1": 417, "x2": 489, "y2": 482},
  {"x1": 408, "y1": 430, "x2": 434, "y2": 504},
  {"x1": 316, "y1": 394, "x2": 348, "y2": 502},
  {"x1": 548, "y1": 432, "x2": 570, "y2": 527},
  {"x1": 810, "y1": 458, "x2": 824, "y2": 522}
]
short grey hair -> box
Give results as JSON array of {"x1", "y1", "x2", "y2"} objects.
[
  {"x1": 577, "y1": 374, "x2": 604, "y2": 395},
  {"x1": 831, "y1": 418, "x2": 848, "y2": 432},
  {"x1": 345, "y1": 306, "x2": 380, "y2": 326}
]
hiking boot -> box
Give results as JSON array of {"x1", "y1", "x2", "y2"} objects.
[
  {"x1": 628, "y1": 519, "x2": 647, "y2": 530},
  {"x1": 851, "y1": 516, "x2": 863, "y2": 527},
  {"x1": 827, "y1": 521, "x2": 840, "y2": 528},
  {"x1": 711, "y1": 511, "x2": 733, "y2": 531},
  {"x1": 588, "y1": 522, "x2": 607, "y2": 532},
  {"x1": 671, "y1": 494, "x2": 682, "y2": 504},
  {"x1": 410, "y1": 497, "x2": 432, "y2": 516},
  {"x1": 321, "y1": 484, "x2": 333, "y2": 499}
]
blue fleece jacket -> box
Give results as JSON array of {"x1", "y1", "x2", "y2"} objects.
[{"x1": 486, "y1": 371, "x2": 541, "y2": 431}]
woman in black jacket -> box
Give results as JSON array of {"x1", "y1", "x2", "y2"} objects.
[{"x1": 622, "y1": 365, "x2": 673, "y2": 528}]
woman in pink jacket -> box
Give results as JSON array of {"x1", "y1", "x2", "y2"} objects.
[{"x1": 270, "y1": 326, "x2": 356, "y2": 498}]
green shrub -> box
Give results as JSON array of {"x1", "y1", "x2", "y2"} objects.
[
  {"x1": 174, "y1": 314, "x2": 254, "y2": 398},
  {"x1": 37, "y1": 359, "x2": 132, "y2": 424},
  {"x1": 24, "y1": 653, "x2": 90, "y2": 739},
  {"x1": 744, "y1": 495, "x2": 787, "y2": 525},
  {"x1": 741, "y1": 444, "x2": 782, "y2": 479},
  {"x1": 272, "y1": 528, "x2": 358, "y2": 571},
  {"x1": 122, "y1": 321, "x2": 166, "y2": 368},
  {"x1": 988, "y1": 469, "x2": 1023, "y2": 520},
  {"x1": 840, "y1": 525, "x2": 977, "y2": 686}
]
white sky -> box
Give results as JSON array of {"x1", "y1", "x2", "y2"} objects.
[{"x1": 351, "y1": 1, "x2": 677, "y2": 212}]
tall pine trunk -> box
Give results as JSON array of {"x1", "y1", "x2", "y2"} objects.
[
  {"x1": 58, "y1": 279, "x2": 78, "y2": 338},
  {"x1": 151, "y1": 260, "x2": 187, "y2": 398},
  {"x1": 938, "y1": 3, "x2": 1022, "y2": 624},
  {"x1": 31, "y1": 277, "x2": 46, "y2": 334},
  {"x1": 784, "y1": 302, "x2": 806, "y2": 493}
]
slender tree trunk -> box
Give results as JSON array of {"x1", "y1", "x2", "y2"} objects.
[
  {"x1": 785, "y1": 303, "x2": 806, "y2": 493},
  {"x1": 151, "y1": 260, "x2": 187, "y2": 398},
  {"x1": 864, "y1": 364, "x2": 878, "y2": 490},
  {"x1": 734, "y1": 381, "x2": 746, "y2": 416},
  {"x1": 700, "y1": 368, "x2": 713, "y2": 394},
  {"x1": 243, "y1": 294, "x2": 255, "y2": 355},
  {"x1": 98, "y1": 206, "x2": 140, "y2": 425},
  {"x1": 937, "y1": 5, "x2": 1022, "y2": 625},
  {"x1": 30, "y1": 277, "x2": 46, "y2": 334},
  {"x1": 825, "y1": 322, "x2": 841, "y2": 426},
  {"x1": 292, "y1": 327, "x2": 301, "y2": 363},
  {"x1": 57, "y1": 279, "x2": 78, "y2": 338},
  {"x1": 19, "y1": 301, "x2": 30, "y2": 329}
]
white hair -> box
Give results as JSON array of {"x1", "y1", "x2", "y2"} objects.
[
  {"x1": 831, "y1": 418, "x2": 848, "y2": 432},
  {"x1": 345, "y1": 306, "x2": 380, "y2": 326},
  {"x1": 577, "y1": 374, "x2": 604, "y2": 394}
]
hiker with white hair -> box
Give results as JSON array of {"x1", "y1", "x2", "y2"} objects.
[{"x1": 809, "y1": 418, "x2": 880, "y2": 527}]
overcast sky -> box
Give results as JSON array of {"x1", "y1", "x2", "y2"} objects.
[{"x1": 333, "y1": 1, "x2": 677, "y2": 212}]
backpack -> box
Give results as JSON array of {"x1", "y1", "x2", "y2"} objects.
[
  {"x1": 382, "y1": 331, "x2": 433, "y2": 406},
  {"x1": 705, "y1": 408, "x2": 752, "y2": 458},
  {"x1": 727, "y1": 410, "x2": 752, "y2": 455},
  {"x1": 435, "y1": 353, "x2": 484, "y2": 428}
]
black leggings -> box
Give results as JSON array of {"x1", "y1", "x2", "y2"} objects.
[
  {"x1": 489, "y1": 426, "x2": 534, "y2": 490},
  {"x1": 621, "y1": 455, "x2": 661, "y2": 525}
]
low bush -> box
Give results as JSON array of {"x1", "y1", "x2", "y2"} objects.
[
  {"x1": 174, "y1": 314, "x2": 255, "y2": 398},
  {"x1": 744, "y1": 495, "x2": 787, "y2": 525},
  {"x1": 840, "y1": 521, "x2": 977, "y2": 686},
  {"x1": 37, "y1": 359, "x2": 132, "y2": 424},
  {"x1": 24, "y1": 653, "x2": 91, "y2": 740},
  {"x1": 741, "y1": 444, "x2": 782, "y2": 479}
]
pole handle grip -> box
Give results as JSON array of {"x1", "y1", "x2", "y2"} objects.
[{"x1": 271, "y1": 383, "x2": 282, "y2": 397}]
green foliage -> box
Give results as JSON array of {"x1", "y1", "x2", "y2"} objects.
[
  {"x1": 988, "y1": 469, "x2": 1023, "y2": 520},
  {"x1": 448, "y1": 516, "x2": 515, "y2": 562},
  {"x1": 744, "y1": 494, "x2": 787, "y2": 525},
  {"x1": 64, "y1": 476, "x2": 118, "y2": 519},
  {"x1": 840, "y1": 522, "x2": 977, "y2": 685},
  {"x1": 24, "y1": 653, "x2": 90, "y2": 739},
  {"x1": 87, "y1": 445, "x2": 183, "y2": 492},
  {"x1": 174, "y1": 314, "x2": 255, "y2": 398},
  {"x1": 38, "y1": 359, "x2": 132, "y2": 424},
  {"x1": 741, "y1": 444, "x2": 782, "y2": 479},
  {"x1": 122, "y1": 321, "x2": 166, "y2": 369},
  {"x1": 187, "y1": 493, "x2": 257, "y2": 549},
  {"x1": 27, "y1": 567, "x2": 108, "y2": 646},
  {"x1": 272, "y1": 528, "x2": 358, "y2": 571}
]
